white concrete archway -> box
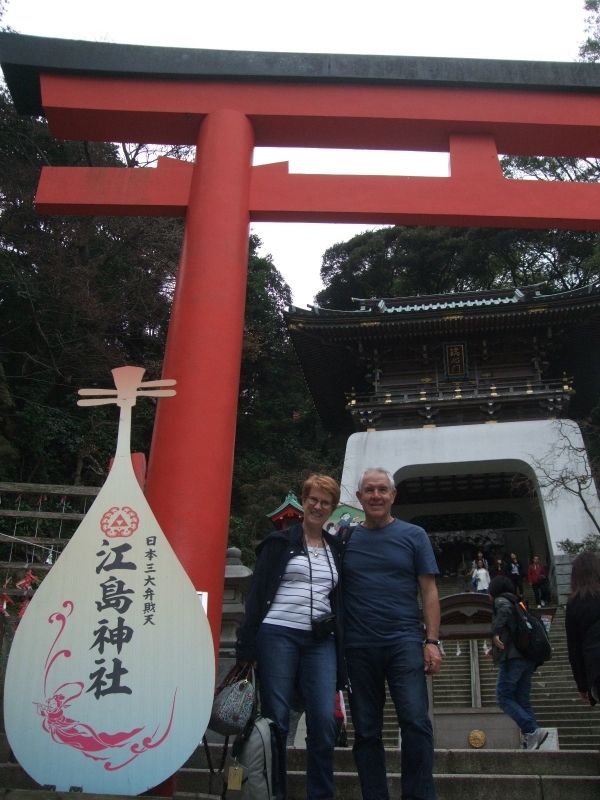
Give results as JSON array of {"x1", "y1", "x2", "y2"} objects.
[{"x1": 340, "y1": 419, "x2": 600, "y2": 557}]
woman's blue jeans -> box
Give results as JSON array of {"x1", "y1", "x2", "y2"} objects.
[
  {"x1": 346, "y1": 641, "x2": 435, "y2": 800},
  {"x1": 496, "y1": 657, "x2": 538, "y2": 734},
  {"x1": 256, "y1": 622, "x2": 337, "y2": 800}
]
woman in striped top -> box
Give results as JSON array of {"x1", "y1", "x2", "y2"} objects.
[{"x1": 236, "y1": 474, "x2": 345, "y2": 800}]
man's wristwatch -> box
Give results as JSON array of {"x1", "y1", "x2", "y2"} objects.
[{"x1": 424, "y1": 638, "x2": 442, "y2": 649}]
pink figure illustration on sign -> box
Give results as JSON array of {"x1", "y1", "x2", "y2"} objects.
[
  {"x1": 35, "y1": 599, "x2": 176, "y2": 770},
  {"x1": 36, "y1": 681, "x2": 144, "y2": 759}
]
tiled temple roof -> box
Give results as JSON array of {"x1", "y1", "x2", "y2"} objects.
[
  {"x1": 289, "y1": 281, "x2": 600, "y2": 318},
  {"x1": 266, "y1": 491, "x2": 303, "y2": 519}
]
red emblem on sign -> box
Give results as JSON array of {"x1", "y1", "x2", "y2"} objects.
[{"x1": 100, "y1": 507, "x2": 139, "y2": 538}]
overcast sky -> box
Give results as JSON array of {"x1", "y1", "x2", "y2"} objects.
[{"x1": 3, "y1": 0, "x2": 589, "y2": 307}]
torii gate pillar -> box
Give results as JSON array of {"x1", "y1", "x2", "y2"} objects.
[{"x1": 145, "y1": 110, "x2": 254, "y2": 647}]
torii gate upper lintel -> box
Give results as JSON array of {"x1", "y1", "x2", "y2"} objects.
[{"x1": 3, "y1": 31, "x2": 600, "y2": 651}]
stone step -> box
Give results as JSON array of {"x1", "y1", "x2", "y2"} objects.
[
  {"x1": 286, "y1": 772, "x2": 600, "y2": 800},
  {"x1": 175, "y1": 767, "x2": 600, "y2": 800},
  {"x1": 534, "y1": 708, "x2": 600, "y2": 716},
  {"x1": 559, "y1": 739, "x2": 600, "y2": 749},
  {"x1": 3, "y1": 748, "x2": 600, "y2": 800},
  {"x1": 195, "y1": 743, "x2": 600, "y2": 775},
  {"x1": 6, "y1": 745, "x2": 600, "y2": 785},
  {"x1": 1, "y1": 792, "x2": 187, "y2": 800},
  {"x1": 559, "y1": 737, "x2": 600, "y2": 748}
]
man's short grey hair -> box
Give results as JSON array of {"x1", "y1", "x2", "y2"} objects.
[{"x1": 357, "y1": 468, "x2": 396, "y2": 492}]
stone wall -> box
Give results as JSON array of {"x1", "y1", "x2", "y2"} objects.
[{"x1": 553, "y1": 553, "x2": 574, "y2": 605}]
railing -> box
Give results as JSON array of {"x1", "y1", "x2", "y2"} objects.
[
  {"x1": 346, "y1": 376, "x2": 572, "y2": 426},
  {"x1": 0, "y1": 482, "x2": 100, "y2": 577},
  {"x1": 347, "y1": 376, "x2": 572, "y2": 408}
]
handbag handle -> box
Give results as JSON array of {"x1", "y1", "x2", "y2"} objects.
[{"x1": 215, "y1": 661, "x2": 252, "y2": 694}]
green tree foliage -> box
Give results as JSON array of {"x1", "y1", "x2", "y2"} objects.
[
  {"x1": 0, "y1": 88, "x2": 180, "y2": 483},
  {"x1": 558, "y1": 532, "x2": 600, "y2": 554},
  {"x1": 580, "y1": 0, "x2": 600, "y2": 62},
  {"x1": 316, "y1": 225, "x2": 600, "y2": 309}
]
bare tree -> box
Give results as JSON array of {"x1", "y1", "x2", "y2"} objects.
[{"x1": 530, "y1": 419, "x2": 600, "y2": 552}]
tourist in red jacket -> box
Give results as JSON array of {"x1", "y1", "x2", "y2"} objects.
[{"x1": 527, "y1": 555, "x2": 551, "y2": 607}]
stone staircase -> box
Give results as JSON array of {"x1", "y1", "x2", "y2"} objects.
[
  {"x1": 2, "y1": 746, "x2": 599, "y2": 800},
  {"x1": 479, "y1": 605, "x2": 600, "y2": 749},
  {"x1": 2, "y1": 588, "x2": 600, "y2": 799},
  {"x1": 2, "y1": 735, "x2": 599, "y2": 800},
  {"x1": 350, "y1": 607, "x2": 599, "y2": 752},
  {"x1": 378, "y1": 579, "x2": 600, "y2": 752}
]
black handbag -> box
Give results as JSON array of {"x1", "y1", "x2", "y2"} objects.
[{"x1": 209, "y1": 662, "x2": 256, "y2": 736}]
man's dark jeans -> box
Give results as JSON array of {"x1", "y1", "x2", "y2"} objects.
[{"x1": 346, "y1": 641, "x2": 436, "y2": 800}]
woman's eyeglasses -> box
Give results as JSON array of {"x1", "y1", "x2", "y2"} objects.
[{"x1": 306, "y1": 496, "x2": 332, "y2": 510}]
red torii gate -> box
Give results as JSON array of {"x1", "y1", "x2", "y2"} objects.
[{"x1": 3, "y1": 33, "x2": 600, "y2": 654}]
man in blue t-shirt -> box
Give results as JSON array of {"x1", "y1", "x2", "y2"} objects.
[{"x1": 340, "y1": 468, "x2": 442, "y2": 800}]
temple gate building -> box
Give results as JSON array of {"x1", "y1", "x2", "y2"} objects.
[{"x1": 286, "y1": 283, "x2": 600, "y2": 600}]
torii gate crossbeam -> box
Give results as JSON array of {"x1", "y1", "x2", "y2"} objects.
[{"x1": 4, "y1": 33, "x2": 600, "y2": 653}]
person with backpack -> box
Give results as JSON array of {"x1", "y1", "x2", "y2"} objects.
[
  {"x1": 236, "y1": 474, "x2": 346, "y2": 800},
  {"x1": 489, "y1": 575, "x2": 549, "y2": 750},
  {"x1": 565, "y1": 550, "x2": 600, "y2": 706}
]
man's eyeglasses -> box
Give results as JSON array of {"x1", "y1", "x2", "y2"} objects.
[{"x1": 306, "y1": 496, "x2": 332, "y2": 509}]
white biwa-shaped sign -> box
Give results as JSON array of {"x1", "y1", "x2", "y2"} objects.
[{"x1": 4, "y1": 366, "x2": 215, "y2": 795}]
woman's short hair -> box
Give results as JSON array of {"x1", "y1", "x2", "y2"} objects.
[
  {"x1": 489, "y1": 576, "x2": 514, "y2": 598},
  {"x1": 570, "y1": 550, "x2": 600, "y2": 599},
  {"x1": 302, "y1": 474, "x2": 341, "y2": 508}
]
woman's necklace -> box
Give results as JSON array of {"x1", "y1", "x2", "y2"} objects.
[{"x1": 305, "y1": 535, "x2": 324, "y2": 558}]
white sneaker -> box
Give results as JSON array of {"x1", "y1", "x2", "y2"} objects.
[
  {"x1": 525, "y1": 728, "x2": 549, "y2": 750},
  {"x1": 540, "y1": 600, "x2": 546, "y2": 607}
]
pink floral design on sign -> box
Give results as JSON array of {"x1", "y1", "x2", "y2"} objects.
[{"x1": 35, "y1": 601, "x2": 177, "y2": 771}]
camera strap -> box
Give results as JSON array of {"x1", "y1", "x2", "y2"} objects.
[{"x1": 304, "y1": 535, "x2": 335, "y2": 622}]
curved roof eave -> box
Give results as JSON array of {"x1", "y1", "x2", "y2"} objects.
[{"x1": 286, "y1": 282, "x2": 600, "y2": 324}]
